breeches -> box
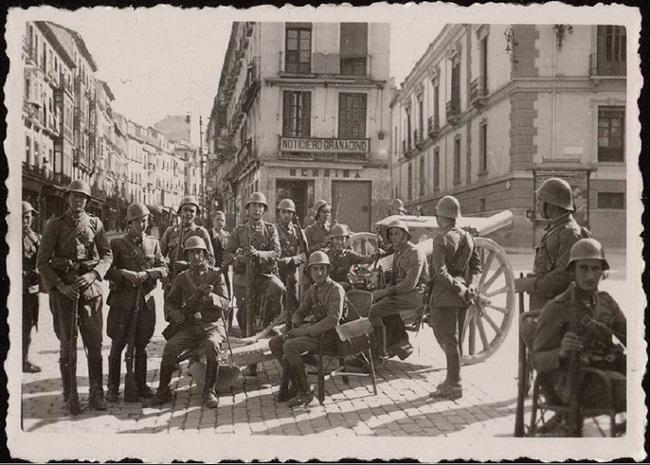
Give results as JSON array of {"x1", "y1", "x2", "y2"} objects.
[
  {"x1": 161, "y1": 322, "x2": 225, "y2": 366},
  {"x1": 431, "y1": 306, "x2": 463, "y2": 355},
  {"x1": 269, "y1": 334, "x2": 324, "y2": 367},
  {"x1": 369, "y1": 293, "x2": 418, "y2": 346},
  {"x1": 50, "y1": 291, "x2": 103, "y2": 363},
  {"x1": 279, "y1": 267, "x2": 300, "y2": 315},
  {"x1": 107, "y1": 300, "x2": 156, "y2": 345},
  {"x1": 23, "y1": 292, "x2": 39, "y2": 356}
]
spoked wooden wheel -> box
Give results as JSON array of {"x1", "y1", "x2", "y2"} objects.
[{"x1": 459, "y1": 237, "x2": 516, "y2": 365}]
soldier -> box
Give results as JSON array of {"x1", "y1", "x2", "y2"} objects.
[
  {"x1": 275, "y1": 198, "x2": 308, "y2": 318},
  {"x1": 209, "y1": 210, "x2": 232, "y2": 323},
  {"x1": 305, "y1": 199, "x2": 332, "y2": 254},
  {"x1": 325, "y1": 223, "x2": 379, "y2": 291},
  {"x1": 269, "y1": 251, "x2": 345, "y2": 408},
  {"x1": 36, "y1": 179, "x2": 113, "y2": 413},
  {"x1": 105, "y1": 203, "x2": 168, "y2": 403},
  {"x1": 429, "y1": 196, "x2": 481, "y2": 400},
  {"x1": 160, "y1": 196, "x2": 214, "y2": 296},
  {"x1": 22, "y1": 201, "x2": 41, "y2": 373},
  {"x1": 224, "y1": 192, "x2": 285, "y2": 375},
  {"x1": 369, "y1": 218, "x2": 429, "y2": 360},
  {"x1": 389, "y1": 198, "x2": 408, "y2": 216},
  {"x1": 145, "y1": 236, "x2": 229, "y2": 409},
  {"x1": 515, "y1": 177, "x2": 590, "y2": 311},
  {"x1": 532, "y1": 239, "x2": 626, "y2": 434}
]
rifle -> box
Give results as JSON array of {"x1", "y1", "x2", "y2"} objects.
[
  {"x1": 293, "y1": 215, "x2": 310, "y2": 292},
  {"x1": 245, "y1": 222, "x2": 263, "y2": 338},
  {"x1": 68, "y1": 297, "x2": 81, "y2": 415},
  {"x1": 567, "y1": 298, "x2": 582, "y2": 436},
  {"x1": 123, "y1": 287, "x2": 142, "y2": 402}
]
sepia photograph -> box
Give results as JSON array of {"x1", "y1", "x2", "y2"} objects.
[{"x1": 4, "y1": 3, "x2": 644, "y2": 462}]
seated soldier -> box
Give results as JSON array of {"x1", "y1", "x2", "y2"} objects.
[
  {"x1": 325, "y1": 223, "x2": 382, "y2": 291},
  {"x1": 532, "y1": 238, "x2": 626, "y2": 434},
  {"x1": 369, "y1": 219, "x2": 428, "y2": 360},
  {"x1": 269, "y1": 251, "x2": 345, "y2": 408},
  {"x1": 144, "y1": 236, "x2": 229, "y2": 409}
]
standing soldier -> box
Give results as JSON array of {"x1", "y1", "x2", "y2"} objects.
[
  {"x1": 36, "y1": 180, "x2": 113, "y2": 413},
  {"x1": 429, "y1": 196, "x2": 481, "y2": 400},
  {"x1": 145, "y1": 237, "x2": 230, "y2": 409},
  {"x1": 388, "y1": 198, "x2": 408, "y2": 216},
  {"x1": 305, "y1": 199, "x2": 332, "y2": 254},
  {"x1": 22, "y1": 201, "x2": 41, "y2": 373},
  {"x1": 369, "y1": 218, "x2": 429, "y2": 360},
  {"x1": 275, "y1": 198, "x2": 308, "y2": 319},
  {"x1": 160, "y1": 196, "x2": 214, "y2": 297},
  {"x1": 325, "y1": 223, "x2": 379, "y2": 291},
  {"x1": 224, "y1": 192, "x2": 284, "y2": 375},
  {"x1": 105, "y1": 203, "x2": 168, "y2": 403},
  {"x1": 209, "y1": 210, "x2": 232, "y2": 323},
  {"x1": 269, "y1": 251, "x2": 345, "y2": 408}
]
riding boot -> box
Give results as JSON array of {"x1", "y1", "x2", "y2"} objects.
[
  {"x1": 374, "y1": 326, "x2": 388, "y2": 358},
  {"x1": 143, "y1": 364, "x2": 174, "y2": 407},
  {"x1": 277, "y1": 359, "x2": 298, "y2": 402},
  {"x1": 203, "y1": 359, "x2": 219, "y2": 409},
  {"x1": 59, "y1": 360, "x2": 70, "y2": 402},
  {"x1": 87, "y1": 357, "x2": 107, "y2": 410},
  {"x1": 106, "y1": 355, "x2": 121, "y2": 403},
  {"x1": 135, "y1": 355, "x2": 154, "y2": 399},
  {"x1": 287, "y1": 361, "x2": 314, "y2": 408}
]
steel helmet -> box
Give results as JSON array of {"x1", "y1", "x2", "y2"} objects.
[
  {"x1": 245, "y1": 191, "x2": 268, "y2": 210},
  {"x1": 312, "y1": 199, "x2": 330, "y2": 218},
  {"x1": 536, "y1": 178, "x2": 574, "y2": 211},
  {"x1": 184, "y1": 236, "x2": 209, "y2": 252},
  {"x1": 566, "y1": 238, "x2": 610, "y2": 270},
  {"x1": 328, "y1": 223, "x2": 351, "y2": 239},
  {"x1": 436, "y1": 195, "x2": 461, "y2": 219},
  {"x1": 390, "y1": 198, "x2": 407, "y2": 213},
  {"x1": 126, "y1": 203, "x2": 150, "y2": 223},
  {"x1": 22, "y1": 201, "x2": 38, "y2": 215},
  {"x1": 65, "y1": 179, "x2": 91, "y2": 198},
  {"x1": 385, "y1": 218, "x2": 411, "y2": 239},
  {"x1": 277, "y1": 198, "x2": 296, "y2": 212},
  {"x1": 308, "y1": 250, "x2": 331, "y2": 268},
  {"x1": 178, "y1": 195, "x2": 201, "y2": 214}
]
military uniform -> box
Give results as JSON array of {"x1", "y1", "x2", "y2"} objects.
[
  {"x1": 325, "y1": 247, "x2": 374, "y2": 290},
  {"x1": 276, "y1": 221, "x2": 307, "y2": 317},
  {"x1": 160, "y1": 223, "x2": 214, "y2": 294},
  {"x1": 305, "y1": 222, "x2": 330, "y2": 254},
  {"x1": 209, "y1": 227, "x2": 232, "y2": 304},
  {"x1": 36, "y1": 211, "x2": 113, "y2": 403},
  {"x1": 23, "y1": 224, "x2": 41, "y2": 366},
  {"x1": 532, "y1": 283, "x2": 626, "y2": 411},
  {"x1": 105, "y1": 232, "x2": 168, "y2": 398},
  {"x1": 224, "y1": 220, "x2": 285, "y2": 335},
  {"x1": 430, "y1": 225, "x2": 481, "y2": 386},
  {"x1": 529, "y1": 213, "x2": 588, "y2": 311}
]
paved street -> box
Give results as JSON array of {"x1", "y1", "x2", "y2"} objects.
[{"x1": 20, "y1": 250, "x2": 631, "y2": 437}]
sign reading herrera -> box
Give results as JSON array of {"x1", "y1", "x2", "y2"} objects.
[{"x1": 280, "y1": 137, "x2": 370, "y2": 154}]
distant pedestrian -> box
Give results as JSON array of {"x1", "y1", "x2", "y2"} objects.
[{"x1": 22, "y1": 201, "x2": 41, "y2": 373}]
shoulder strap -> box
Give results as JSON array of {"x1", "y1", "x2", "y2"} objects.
[{"x1": 121, "y1": 237, "x2": 148, "y2": 272}]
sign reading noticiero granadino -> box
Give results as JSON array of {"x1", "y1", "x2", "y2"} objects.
[{"x1": 280, "y1": 136, "x2": 370, "y2": 154}]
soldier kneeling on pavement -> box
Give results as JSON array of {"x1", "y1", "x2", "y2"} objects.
[
  {"x1": 145, "y1": 237, "x2": 229, "y2": 409},
  {"x1": 269, "y1": 251, "x2": 346, "y2": 408},
  {"x1": 532, "y1": 238, "x2": 626, "y2": 435},
  {"x1": 325, "y1": 223, "x2": 382, "y2": 291},
  {"x1": 105, "y1": 203, "x2": 168, "y2": 403}
]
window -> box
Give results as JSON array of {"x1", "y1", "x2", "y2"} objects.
[
  {"x1": 406, "y1": 107, "x2": 412, "y2": 151},
  {"x1": 433, "y1": 148, "x2": 440, "y2": 192},
  {"x1": 340, "y1": 23, "x2": 368, "y2": 75},
  {"x1": 25, "y1": 135, "x2": 31, "y2": 164},
  {"x1": 596, "y1": 26, "x2": 626, "y2": 76},
  {"x1": 453, "y1": 137, "x2": 461, "y2": 183},
  {"x1": 451, "y1": 59, "x2": 461, "y2": 112},
  {"x1": 285, "y1": 23, "x2": 311, "y2": 74},
  {"x1": 479, "y1": 122, "x2": 488, "y2": 172},
  {"x1": 282, "y1": 91, "x2": 311, "y2": 137},
  {"x1": 419, "y1": 156, "x2": 425, "y2": 196},
  {"x1": 480, "y1": 36, "x2": 488, "y2": 93},
  {"x1": 598, "y1": 192, "x2": 625, "y2": 209},
  {"x1": 407, "y1": 163, "x2": 413, "y2": 200},
  {"x1": 433, "y1": 84, "x2": 440, "y2": 130},
  {"x1": 339, "y1": 93, "x2": 367, "y2": 138},
  {"x1": 417, "y1": 98, "x2": 424, "y2": 143},
  {"x1": 598, "y1": 106, "x2": 624, "y2": 162}
]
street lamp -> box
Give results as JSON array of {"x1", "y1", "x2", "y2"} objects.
[{"x1": 182, "y1": 97, "x2": 207, "y2": 224}]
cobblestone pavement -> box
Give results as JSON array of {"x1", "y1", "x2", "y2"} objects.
[{"x1": 20, "y1": 251, "x2": 630, "y2": 437}]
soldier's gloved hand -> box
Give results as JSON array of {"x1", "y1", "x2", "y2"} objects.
[
  {"x1": 245, "y1": 246, "x2": 259, "y2": 258},
  {"x1": 73, "y1": 272, "x2": 96, "y2": 290},
  {"x1": 56, "y1": 282, "x2": 80, "y2": 300},
  {"x1": 559, "y1": 331, "x2": 583, "y2": 359},
  {"x1": 372, "y1": 288, "x2": 389, "y2": 302},
  {"x1": 287, "y1": 325, "x2": 309, "y2": 338},
  {"x1": 121, "y1": 270, "x2": 140, "y2": 286},
  {"x1": 170, "y1": 310, "x2": 185, "y2": 324},
  {"x1": 514, "y1": 277, "x2": 535, "y2": 293},
  {"x1": 136, "y1": 271, "x2": 149, "y2": 285}
]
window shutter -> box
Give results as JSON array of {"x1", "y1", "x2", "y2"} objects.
[
  {"x1": 303, "y1": 92, "x2": 311, "y2": 137},
  {"x1": 340, "y1": 23, "x2": 368, "y2": 58}
]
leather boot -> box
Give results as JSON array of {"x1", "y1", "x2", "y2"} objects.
[
  {"x1": 287, "y1": 362, "x2": 314, "y2": 408},
  {"x1": 277, "y1": 360, "x2": 298, "y2": 402},
  {"x1": 203, "y1": 359, "x2": 219, "y2": 409},
  {"x1": 106, "y1": 355, "x2": 121, "y2": 403},
  {"x1": 143, "y1": 364, "x2": 174, "y2": 407},
  {"x1": 88, "y1": 357, "x2": 107, "y2": 410},
  {"x1": 374, "y1": 326, "x2": 388, "y2": 359},
  {"x1": 59, "y1": 361, "x2": 70, "y2": 402},
  {"x1": 135, "y1": 355, "x2": 153, "y2": 399}
]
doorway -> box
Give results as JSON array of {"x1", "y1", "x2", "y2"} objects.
[{"x1": 276, "y1": 179, "x2": 314, "y2": 226}]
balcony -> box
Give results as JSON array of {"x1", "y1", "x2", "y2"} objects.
[
  {"x1": 278, "y1": 136, "x2": 370, "y2": 162},
  {"x1": 279, "y1": 52, "x2": 372, "y2": 78},
  {"x1": 241, "y1": 58, "x2": 261, "y2": 112},
  {"x1": 414, "y1": 129, "x2": 423, "y2": 148},
  {"x1": 589, "y1": 53, "x2": 626, "y2": 77},
  {"x1": 427, "y1": 116, "x2": 440, "y2": 138},
  {"x1": 470, "y1": 78, "x2": 488, "y2": 108},
  {"x1": 446, "y1": 99, "x2": 460, "y2": 126}
]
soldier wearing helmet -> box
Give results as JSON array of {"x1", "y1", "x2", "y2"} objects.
[
  {"x1": 22, "y1": 201, "x2": 41, "y2": 373},
  {"x1": 146, "y1": 236, "x2": 230, "y2": 409},
  {"x1": 36, "y1": 179, "x2": 113, "y2": 413},
  {"x1": 275, "y1": 198, "x2": 309, "y2": 318},
  {"x1": 160, "y1": 195, "x2": 214, "y2": 296},
  {"x1": 305, "y1": 199, "x2": 332, "y2": 254},
  {"x1": 532, "y1": 238, "x2": 626, "y2": 431},
  {"x1": 369, "y1": 218, "x2": 429, "y2": 361},
  {"x1": 389, "y1": 198, "x2": 408, "y2": 216},
  {"x1": 324, "y1": 223, "x2": 381, "y2": 290},
  {"x1": 224, "y1": 191, "x2": 285, "y2": 376},
  {"x1": 428, "y1": 195, "x2": 481, "y2": 400},
  {"x1": 104, "y1": 203, "x2": 168, "y2": 403},
  {"x1": 515, "y1": 177, "x2": 591, "y2": 311},
  {"x1": 269, "y1": 251, "x2": 346, "y2": 408}
]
